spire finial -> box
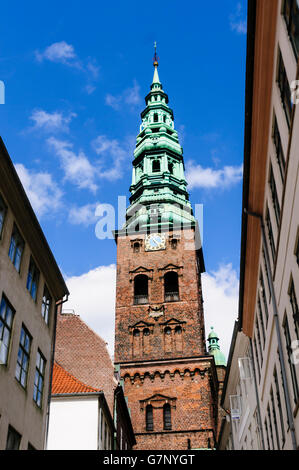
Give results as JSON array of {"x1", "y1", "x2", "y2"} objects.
[{"x1": 153, "y1": 41, "x2": 159, "y2": 67}]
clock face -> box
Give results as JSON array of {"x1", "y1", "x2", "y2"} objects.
[{"x1": 145, "y1": 233, "x2": 166, "y2": 251}]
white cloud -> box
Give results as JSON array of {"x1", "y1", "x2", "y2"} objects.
[
  {"x1": 68, "y1": 202, "x2": 100, "y2": 226},
  {"x1": 47, "y1": 137, "x2": 98, "y2": 193},
  {"x1": 202, "y1": 263, "x2": 239, "y2": 360},
  {"x1": 63, "y1": 265, "x2": 116, "y2": 358},
  {"x1": 29, "y1": 109, "x2": 77, "y2": 133},
  {"x1": 229, "y1": 3, "x2": 247, "y2": 34},
  {"x1": 185, "y1": 161, "x2": 243, "y2": 190},
  {"x1": 15, "y1": 163, "x2": 63, "y2": 218},
  {"x1": 35, "y1": 42, "x2": 100, "y2": 93},
  {"x1": 105, "y1": 80, "x2": 141, "y2": 111},
  {"x1": 35, "y1": 41, "x2": 78, "y2": 66}
]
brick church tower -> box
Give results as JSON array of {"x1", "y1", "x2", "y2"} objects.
[{"x1": 114, "y1": 49, "x2": 219, "y2": 450}]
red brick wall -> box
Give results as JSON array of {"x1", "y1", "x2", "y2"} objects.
[
  {"x1": 115, "y1": 230, "x2": 206, "y2": 364},
  {"x1": 114, "y1": 229, "x2": 219, "y2": 449}
]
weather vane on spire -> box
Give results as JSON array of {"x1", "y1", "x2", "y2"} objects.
[{"x1": 153, "y1": 41, "x2": 159, "y2": 66}]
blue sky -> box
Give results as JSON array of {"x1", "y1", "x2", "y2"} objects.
[{"x1": 0, "y1": 1, "x2": 247, "y2": 357}]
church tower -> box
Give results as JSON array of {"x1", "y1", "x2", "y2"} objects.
[{"x1": 114, "y1": 49, "x2": 219, "y2": 450}]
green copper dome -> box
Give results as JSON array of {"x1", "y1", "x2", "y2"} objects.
[{"x1": 207, "y1": 327, "x2": 226, "y2": 367}]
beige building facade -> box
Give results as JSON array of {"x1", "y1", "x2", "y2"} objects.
[
  {"x1": 219, "y1": 0, "x2": 299, "y2": 450},
  {"x1": 0, "y1": 137, "x2": 69, "y2": 449}
]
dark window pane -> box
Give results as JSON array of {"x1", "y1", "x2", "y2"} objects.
[
  {"x1": 277, "y1": 50, "x2": 293, "y2": 128},
  {"x1": 8, "y1": 225, "x2": 24, "y2": 272},
  {"x1": 6, "y1": 426, "x2": 21, "y2": 450},
  {"x1": 146, "y1": 405, "x2": 153, "y2": 431},
  {"x1": 163, "y1": 404, "x2": 172, "y2": 430},
  {"x1": 282, "y1": 0, "x2": 299, "y2": 60}
]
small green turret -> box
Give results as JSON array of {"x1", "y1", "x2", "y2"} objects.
[{"x1": 207, "y1": 327, "x2": 226, "y2": 366}]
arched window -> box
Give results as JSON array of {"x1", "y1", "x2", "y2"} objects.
[
  {"x1": 153, "y1": 113, "x2": 158, "y2": 122},
  {"x1": 134, "y1": 275, "x2": 148, "y2": 304},
  {"x1": 146, "y1": 405, "x2": 153, "y2": 431},
  {"x1": 163, "y1": 403, "x2": 172, "y2": 430},
  {"x1": 164, "y1": 272, "x2": 179, "y2": 302},
  {"x1": 152, "y1": 159, "x2": 160, "y2": 173},
  {"x1": 133, "y1": 242, "x2": 140, "y2": 253},
  {"x1": 168, "y1": 162, "x2": 174, "y2": 174}
]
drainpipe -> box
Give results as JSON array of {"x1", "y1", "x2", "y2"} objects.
[
  {"x1": 249, "y1": 338, "x2": 265, "y2": 449},
  {"x1": 44, "y1": 294, "x2": 69, "y2": 449},
  {"x1": 244, "y1": 208, "x2": 297, "y2": 450}
]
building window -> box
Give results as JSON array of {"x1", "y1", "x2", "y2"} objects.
[
  {"x1": 8, "y1": 224, "x2": 24, "y2": 272},
  {"x1": 277, "y1": 49, "x2": 293, "y2": 128},
  {"x1": 0, "y1": 295, "x2": 14, "y2": 365},
  {"x1": 0, "y1": 193, "x2": 7, "y2": 238},
  {"x1": 168, "y1": 162, "x2": 174, "y2": 174},
  {"x1": 152, "y1": 159, "x2": 160, "y2": 173},
  {"x1": 257, "y1": 296, "x2": 266, "y2": 347},
  {"x1": 273, "y1": 367, "x2": 286, "y2": 446},
  {"x1": 253, "y1": 338, "x2": 261, "y2": 383},
  {"x1": 282, "y1": 0, "x2": 299, "y2": 61},
  {"x1": 6, "y1": 425, "x2": 21, "y2": 450},
  {"x1": 270, "y1": 388, "x2": 280, "y2": 450},
  {"x1": 41, "y1": 285, "x2": 51, "y2": 325},
  {"x1": 153, "y1": 113, "x2": 158, "y2": 122},
  {"x1": 264, "y1": 417, "x2": 271, "y2": 450},
  {"x1": 164, "y1": 271, "x2": 179, "y2": 302},
  {"x1": 283, "y1": 316, "x2": 299, "y2": 404},
  {"x1": 134, "y1": 274, "x2": 148, "y2": 304},
  {"x1": 163, "y1": 403, "x2": 172, "y2": 430},
  {"x1": 296, "y1": 231, "x2": 299, "y2": 267},
  {"x1": 33, "y1": 350, "x2": 46, "y2": 408},
  {"x1": 272, "y1": 114, "x2": 286, "y2": 182},
  {"x1": 146, "y1": 405, "x2": 153, "y2": 431},
  {"x1": 267, "y1": 405, "x2": 275, "y2": 449},
  {"x1": 15, "y1": 325, "x2": 32, "y2": 389},
  {"x1": 265, "y1": 207, "x2": 276, "y2": 263},
  {"x1": 133, "y1": 242, "x2": 140, "y2": 253},
  {"x1": 269, "y1": 164, "x2": 281, "y2": 227},
  {"x1": 289, "y1": 277, "x2": 299, "y2": 340},
  {"x1": 259, "y1": 270, "x2": 269, "y2": 325},
  {"x1": 26, "y1": 257, "x2": 40, "y2": 301}
]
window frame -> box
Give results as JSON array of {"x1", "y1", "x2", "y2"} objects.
[
  {"x1": 8, "y1": 223, "x2": 24, "y2": 273},
  {"x1": 164, "y1": 271, "x2": 180, "y2": 302},
  {"x1": 272, "y1": 114, "x2": 286, "y2": 183},
  {"x1": 41, "y1": 285, "x2": 52, "y2": 325},
  {"x1": 0, "y1": 294, "x2": 15, "y2": 366},
  {"x1": 26, "y1": 257, "x2": 40, "y2": 302},
  {"x1": 0, "y1": 193, "x2": 7, "y2": 239},
  {"x1": 163, "y1": 403, "x2": 172, "y2": 431},
  {"x1": 15, "y1": 324, "x2": 32, "y2": 389},
  {"x1": 33, "y1": 349, "x2": 46, "y2": 408},
  {"x1": 276, "y1": 49, "x2": 293, "y2": 129},
  {"x1": 146, "y1": 404, "x2": 154, "y2": 431},
  {"x1": 282, "y1": 0, "x2": 299, "y2": 61},
  {"x1": 6, "y1": 425, "x2": 21, "y2": 450}
]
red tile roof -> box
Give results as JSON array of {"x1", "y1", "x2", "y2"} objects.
[{"x1": 52, "y1": 362, "x2": 101, "y2": 395}]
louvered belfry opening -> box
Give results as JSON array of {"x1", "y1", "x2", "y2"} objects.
[
  {"x1": 134, "y1": 274, "x2": 148, "y2": 304},
  {"x1": 164, "y1": 271, "x2": 179, "y2": 302}
]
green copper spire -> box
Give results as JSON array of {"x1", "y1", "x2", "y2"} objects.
[
  {"x1": 207, "y1": 327, "x2": 226, "y2": 367},
  {"x1": 124, "y1": 46, "x2": 196, "y2": 234}
]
